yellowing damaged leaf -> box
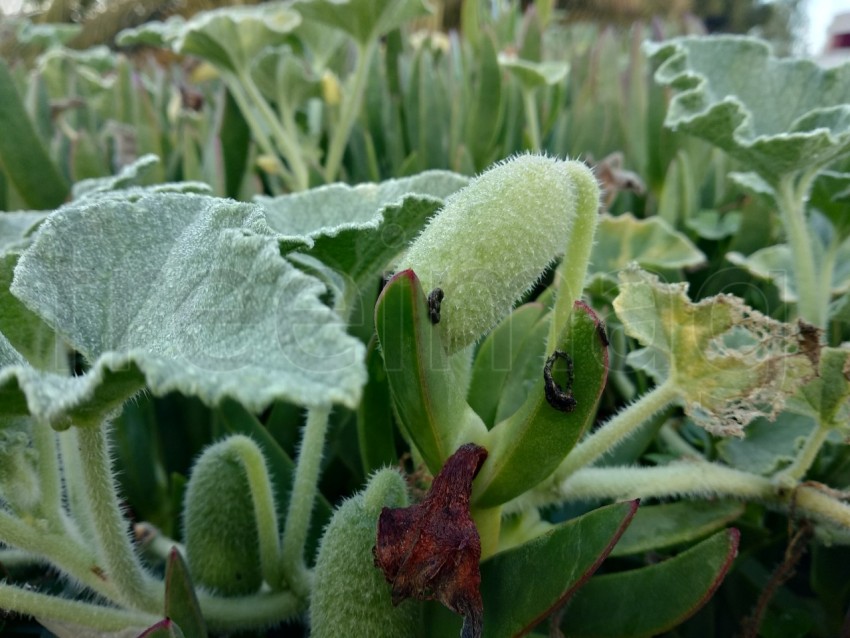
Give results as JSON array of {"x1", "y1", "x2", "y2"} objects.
[{"x1": 613, "y1": 266, "x2": 816, "y2": 436}]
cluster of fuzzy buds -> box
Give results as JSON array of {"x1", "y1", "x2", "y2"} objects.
[
  {"x1": 310, "y1": 469, "x2": 417, "y2": 637},
  {"x1": 397, "y1": 153, "x2": 598, "y2": 353}
]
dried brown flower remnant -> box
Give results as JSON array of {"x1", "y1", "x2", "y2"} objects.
[{"x1": 374, "y1": 443, "x2": 488, "y2": 638}]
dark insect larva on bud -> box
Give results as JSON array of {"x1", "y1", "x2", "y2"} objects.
[
  {"x1": 543, "y1": 350, "x2": 577, "y2": 413},
  {"x1": 427, "y1": 287, "x2": 444, "y2": 324}
]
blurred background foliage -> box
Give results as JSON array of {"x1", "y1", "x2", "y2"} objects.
[{"x1": 2, "y1": 1, "x2": 848, "y2": 637}]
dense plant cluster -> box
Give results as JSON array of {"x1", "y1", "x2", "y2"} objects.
[{"x1": 1, "y1": 1, "x2": 850, "y2": 637}]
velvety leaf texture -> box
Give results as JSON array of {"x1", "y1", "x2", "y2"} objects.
[
  {"x1": 256, "y1": 170, "x2": 468, "y2": 238},
  {"x1": 257, "y1": 171, "x2": 468, "y2": 287},
  {"x1": 292, "y1": 0, "x2": 431, "y2": 46},
  {"x1": 590, "y1": 213, "x2": 705, "y2": 277},
  {"x1": 648, "y1": 36, "x2": 850, "y2": 180},
  {"x1": 6, "y1": 192, "x2": 365, "y2": 426},
  {"x1": 174, "y1": 3, "x2": 301, "y2": 73}
]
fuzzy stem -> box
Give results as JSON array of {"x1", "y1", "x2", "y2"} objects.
[
  {"x1": 775, "y1": 171, "x2": 823, "y2": 327},
  {"x1": 555, "y1": 462, "x2": 850, "y2": 531},
  {"x1": 323, "y1": 39, "x2": 377, "y2": 183},
  {"x1": 553, "y1": 378, "x2": 678, "y2": 480},
  {"x1": 774, "y1": 422, "x2": 832, "y2": 484},
  {"x1": 547, "y1": 163, "x2": 601, "y2": 350},
  {"x1": 57, "y1": 429, "x2": 95, "y2": 542},
  {"x1": 32, "y1": 419, "x2": 63, "y2": 531},
  {"x1": 280, "y1": 405, "x2": 331, "y2": 599},
  {"x1": 238, "y1": 70, "x2": 310, "y2": 191},
  {"x1": 228, "y1": 436, "x2": 283, "y2": 589},
  {"x1": 221, "y1": 75, "x2": 294, "y2": 191},
  {"x1": 74, "y1": 425, "x2": 159, "y2": 612},
  {"x1": 521, "y1": 88, "x2": 542, "y2": 151},
  {"x1": 198, "y1": 589, "x2": 303, "y2": 631},
  {"x1": 0, "y1": 583, "x2": 159, "y2": 632},
  {"x1": 0, "y1": 509, "x2": 120, "y2": 601}
]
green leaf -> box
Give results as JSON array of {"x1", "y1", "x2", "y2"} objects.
[
  {"x1": 472, "y1": 302, "x2": 609, "y2": 508},
  {"x1": 71, "y1": 154, "x2": 161, "y2": 200},
  {"x1": 465, "y1": 34, "x2": 502, "y2": 171},
  {"x1": 811, "y1": 171, "x2": 850, "y2": 238},
  {"x1": 116, "y1": 15, "x2": 186, "y2": 48},
  {"x1": 0, "y1": 60, "x2": 69, "y2": 210},
  {"x1": 0, "y1": 212, "x2": 48, "y2": 255},
  {"x1": 717, "y1": 412, "x2": 815, "y2": 475},
  {"x1": 251, "y1": 45, "x2": 321, "y2": 113},
  {"x1": 589, "y1": 213, "x2": 705, "y2": 278},
  {"x1": 610, "y1": 500, "x2": 745, "y2": 557},
  {"x1": 686, "y1": 209, "x2": 742, "y2": 240},
  {"x1": 787, "y1": 346, "x2": 850, "y2": 431},
  {"x1": 498, "y1": 55, "x2": 569, "y2": 90},
  {"x1": 374, "y1": 270, "x2": 486, "y2": 474},
  {"x1": 490, "y1": 316, "x2": 549, "y2": 425},
  {"x1": 292, "y1": 0, "x2": 431, "y2": 47},
  {"x1": 16, "y1": 21, "x2": 82, "y2": 47},
  {"x1": 0, "y1": 254, "x2": 56, "y2": 371},
  {"x1": 218, "y1": 88, "x2": 252, "y2": 200},
  {"x1": 467, "y1": 303, "x2": 547, "y2": 428},
  {"x1": 139, "y1": 619, "x2": 186, "y2": 638},
  {"x1": 257, "y1": 171, "x2": 468, "y2": 285},
  {"x1": 648, "y1": 36, "x2": 850, "y2": 181},
  {"x1": 424, "y1": 500, "x2": 638, "y2": 638},
  {"x1": 6, "y1": 191, "x2": 366, "y2": 427},
  {"x1": 357, "y1": 338, "x2": 399, "y2": 473},
  {"x1": 614, "y1": 266, "x2": 816, "y2": 436},
  {"x1": 562, "y1": 529, "x2": 739, "y2": 637},
  {"x1": 172, "y1": 3, "x2": 301, "y2": 74},
  {"x1": 164, "y1": 548, "x2": 209, "y2": 638},
  {"x1": 727, "y1": 234, "x2": 850, "y2": 306}
]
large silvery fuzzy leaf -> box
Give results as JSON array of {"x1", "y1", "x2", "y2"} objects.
[
  {"x1": 589, "y1": 213, "x2": 705, "y2": 280},
  {"x1": 648, "y1": 36, "x2": 850, "y2": 180},
  {"x1": 172, "y1": 3, "x2": 301, "y2": 73},
  {"x1": 6, "y1": 192, "x2": 365, "y2": 427},
  {"x1": 613, "y1": 266, "x2": 815, "y2": 435},
  {"x1": 256, "y1": 171, "x2": 468, "y2": 284},
  {"x1": 497, "y1": 56, "x2": 569, "y2": 90},
  {"x1": 727, "y1": 235, "x2": 850, "y2": 306},
  {"x1": 116, "y1": 16, "x2": 186, "y2": 49},
  {"x1": 71, "y1": 154, "x2": 161, "y2": 200},
  {"x1": 291, "y1": 0, "x2": 431, "y2": 46}
]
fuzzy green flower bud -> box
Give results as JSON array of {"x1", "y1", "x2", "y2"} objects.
[
  {"x1": 397, "y1": 153, "x2": 599, "y2": 353},
  {"x1": 183, "y1": 435, "x2": 265, "y2": 596},
  {"x1": 310, "y1": 468, "x2": 417, "y2": 638}
]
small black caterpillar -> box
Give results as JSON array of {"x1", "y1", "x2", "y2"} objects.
[{"x1": 543, "y1": 350, "x2": 577, "y2": 413}]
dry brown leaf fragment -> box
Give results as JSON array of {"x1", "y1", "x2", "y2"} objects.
[{"x1": 374, "y1": 443, "x2": 488, "y2": 638}]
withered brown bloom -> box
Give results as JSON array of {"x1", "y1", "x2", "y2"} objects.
[{"x1": 373, "y1": 443, "x2": 488, "y2": 638}]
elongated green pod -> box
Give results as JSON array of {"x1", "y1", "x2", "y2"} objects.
[
  {"x1": 397, "y1": 154, "x2": 599, "y2": 353},
  {"x1": 183, "y1": 435, "x2": 271, "y2": 596},
  {"x1": 310, "y1": 469, "x2": 418, "y2": 637}
]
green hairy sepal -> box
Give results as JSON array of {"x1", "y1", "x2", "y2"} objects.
[
  {"x1": 397, "y1": 153, "x2": 598, "y2": 353},
  {"x1": 310, "y1": 468, "x2": 417, "y2": 637},
  {"x1": 183, "y1": 435, "x2": 266, "y2": 596}
]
